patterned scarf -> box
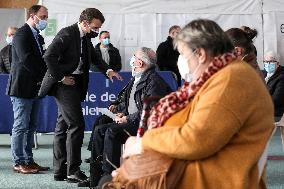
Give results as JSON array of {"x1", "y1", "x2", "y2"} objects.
[{"x1": 147, "y1": 52, "x2": 237, "y2": 130}]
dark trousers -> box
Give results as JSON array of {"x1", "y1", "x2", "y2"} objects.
[
  {"x1": 92, "y1": 122, "x2": 138, "y2": 174},
  {"x1": 53, "y1": 82, "x2": 85, "y2": 176},
  {"x1": 87, "y1": 115, "x2": 113, "y2": 151}
]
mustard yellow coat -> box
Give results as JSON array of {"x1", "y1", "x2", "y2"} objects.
[{"x1": 142, "y1": 61, "x2": 274, "y2": 189}]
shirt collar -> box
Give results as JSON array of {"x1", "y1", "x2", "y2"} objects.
[
  {"x1": 77, "y1": 22, "x2": 85, "y2": 38},
  {"x1": 27, "y1": 22, "x2": 38, "y2": 35}
]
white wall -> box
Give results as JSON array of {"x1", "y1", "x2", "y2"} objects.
[{"x1": 1, "y1": 0, "x2": 284, "y2": 71}]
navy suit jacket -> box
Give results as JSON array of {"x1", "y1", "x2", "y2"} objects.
[{"x1": 6, "y1": 23, "x2": 47, "y2": 98}]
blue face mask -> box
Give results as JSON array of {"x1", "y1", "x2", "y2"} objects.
[
  {"x1": 264, "y1": 62, "x2": 276, "y2": 74},
  {"x1": 35, "y1": 16, "x2": 48, "y2": 31},
  {"x1": 102, "y1": 38, "x2": 110, "y2": 46}
]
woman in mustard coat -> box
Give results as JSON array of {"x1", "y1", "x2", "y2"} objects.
[{"x1": 123, "y1": 19, "x2": 274, "y2": 189}]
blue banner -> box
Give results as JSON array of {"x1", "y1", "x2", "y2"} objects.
[{"x1": 0, "y1": 71, "x2": 177, "y2": 133}]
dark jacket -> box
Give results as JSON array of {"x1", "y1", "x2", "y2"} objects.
[
  {"x1": 111, "y1": 66, "x2": 172, "y2": 126},
  {"x1": 156, "y1": 36, "x2": 181, "y2": 85},
  {"x1": 39, "y1": 23, "x2": 109, "y2": 101},
  {"x1": 0, "y1": 44, "x2": 12, "y2": 74},
  {"x1": 6, "y1": 23, "x2": 47, "y2": 98},
  {"x1": 266, "y1": 66, "x2": 284, "y2": 117},
  {"x1": 90, "y1": 43, "x2": 121, "y2": 72}
]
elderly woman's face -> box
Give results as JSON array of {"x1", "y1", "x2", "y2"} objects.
[{"x1": 177, "y1": 41, "x2": 199, "y2": 74}]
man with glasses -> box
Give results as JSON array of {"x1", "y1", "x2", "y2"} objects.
[
  {"x1": 0, "y1": 26, "x2": 18, "y2": 73},
  {"x1": 39, "y1": 8, "x2": 122, "y2": 183},
  {"x1": 263, "y1": 51, "x2": 284, "y2": 121},
  {"x1": 6, "y1": 5, "x2": 49, "y2": 174},
  {"x1": 78, "y1": 47, "x2": 172, "y2": 188}
]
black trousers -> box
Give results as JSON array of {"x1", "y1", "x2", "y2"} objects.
[
  {"x1": 53, "y1": 81, "x2": 85, "y2": 176},
  {"x1": 92, "y1": 122, "x2": 138, "y2": 174},
  {"x1": 87, "y1": 115, "x2": 113, "y2": 151}
]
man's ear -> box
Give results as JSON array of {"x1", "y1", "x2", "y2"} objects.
[
  {"x1": 197, "y1": 48, "x2": 207, "y2": 64},
  {"x1": 137, "y1": 59, "x2": 144, "y2": 67},
  {"x1": 234, "y1": 47, "x2": 244, "y2": 57}
]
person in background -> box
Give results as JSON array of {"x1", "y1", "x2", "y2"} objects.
[
  {"x1": 6, "y1": 5, "x2": 49, "y2": 174},
  {"x1": 0, "y1": 26, "x2": 18, "y2": 74},
  {"x1": 39, "y1": 8, "x2": 122, "y2": 183},
  {"x1": 156, "y1": 25, "x2": 182, "y2": 86},
  {"x1": 78, "y1": 47, "x2": 172, "y2": 188},
  {"x1": 263, "y1": 51, "x2": 284, "y2": 121},
  {"x1": 226, "y1": 26, "x2": 265, "y2": 81},
  {"x1": 122, "y1": 19, "x2": 274, "y2": 189},
  {"x1": 90, "y1": 31, "x2": 121, "y2": 72}
]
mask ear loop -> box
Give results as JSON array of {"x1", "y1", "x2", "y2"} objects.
[{"x1": 241, "y1": 54, "x2": 248, "y2": 61}]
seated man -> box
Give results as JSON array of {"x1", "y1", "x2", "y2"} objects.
[
  {"x1": 263, "y1": 51, "x2": 284, "y2": 121},
  {"x1": 78, "y1": 47, "x2": 173, "y2": 187},
  {"x1": 90, "y1": 31, "x2": 122, "y2": 72},
  {"x1": 85, "y1": 83, "x2": 128, "y2": 159}
]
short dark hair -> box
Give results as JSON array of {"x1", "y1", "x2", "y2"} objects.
[
  {"x1": 79, "y1": 8, "x2": 105, "y2": 23},
  {"x1": 99, "y1": 31, "x2": 109, "y2": 38},
  {"x1": 169, "y1": 25, "x2": 180, "y2": 34},
  {"x1": 225, "y1": 27, "x2": 258, "y2": 55},
  {"x1": 27, "y1": 5, "x2": 47, "y2": 19}
]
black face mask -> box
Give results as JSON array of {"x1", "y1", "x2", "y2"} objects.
[{"x1": 86, "y1": 30, "x2": 99, "y2": 38}]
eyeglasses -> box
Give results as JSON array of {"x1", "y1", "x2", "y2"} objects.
[
  {"x1": 133, "y1": 54, "x2": 145, "y2": 64},
  {"x1": 264, "y1": 60, "x2": 278, "y2": 64}
]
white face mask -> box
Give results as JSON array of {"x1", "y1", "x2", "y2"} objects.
[
  {"x1": 177, "y1": 55, "x2": 191, "y2": 81},
  {"x1": 177, "y1": 50, "x2": 197, "y2": 82},
  {"x1": 6, "y1": 36, "x2": 13, "y2": 44},
  {"x1": 130, "y1": 56, "x2": 142, "y2": 77}
]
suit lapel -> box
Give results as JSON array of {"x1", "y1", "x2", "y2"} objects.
[{"x1": 24, "y1": 23, "x2": 42, "y2": 56}]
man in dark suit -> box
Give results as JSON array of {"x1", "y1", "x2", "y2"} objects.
[
  {"x1": 78, "y1": 47, "x2": 173, "y2": 188},
  {"x1": 156, "y1": 25, "x2": 181, "y2": 86},
  {"x1": 0, "y1": 26, "x2": 18, "y2": 74},
  {"x1": 39, "y1": 8, "x2": 122, "y2": 183},
  {"x1": 6, "y1": 5, "x2": 50, "y2": 174}
]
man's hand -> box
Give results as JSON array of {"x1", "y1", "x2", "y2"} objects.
[
  {"x1": 108, "y1": 105, "x2": 117, "y2": 113},
  {"x1": 115, "y1": 115, "x2": 127, "y2": 124},
  {"x1": 123, "y1": 136, "x2": 143, "y2": 158},
  {"x1": 116, "y1": 112, "x2": 124, "y2": 118},
  {"x1": 108, "y1": 71, "x2": 123, "y2": 82},
  {"x1": 62, "y1": 76, "x2": 75, "y2": 85}
]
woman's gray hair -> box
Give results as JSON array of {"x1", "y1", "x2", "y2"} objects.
[
  {"x1": 137, "y1": 47, "x2": 157, "y2": 66},
  {"x1": 174, "y1": 19, "x2": 234, "y2": 57}
]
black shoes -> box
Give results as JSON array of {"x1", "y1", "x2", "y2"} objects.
[
  {"x1": 78, "y1": 178, "x2": 90, "y2": 187},
  {"x1": 54, "y1": 164, "x2": 67, "y2": 181},
  {"x1": 67, "y1": 170, "x2": 88, "y2": 183},
  {"x1": 54, "y1": 174, "x2": 67, "y2": 181}
]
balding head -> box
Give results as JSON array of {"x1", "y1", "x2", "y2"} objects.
[{"x1": 7, "y1": 26, "x2": 18, "y2": 37}]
